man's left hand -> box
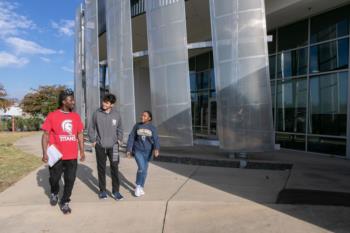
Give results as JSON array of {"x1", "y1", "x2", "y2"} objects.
[{"x1": 80, "y1": 151, "x2": 86, "y2": 162}]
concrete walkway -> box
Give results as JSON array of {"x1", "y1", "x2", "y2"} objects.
[{"x1": 0, "y1": 134, "x2": 349, "y2": 233}]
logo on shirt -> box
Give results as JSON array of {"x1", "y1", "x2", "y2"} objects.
[
  {"x1": 112, "y1": 119, "x2": 117, "y2": 126},
  {"x1": 137, "y1": 128, "x2": 152, "y2": 141},
  {"x1": 61, "y1": 120, "x2": 73, "y2": 135},
  {"x1": 59, "y1": 120, "x2": 76, "y2": 142}
]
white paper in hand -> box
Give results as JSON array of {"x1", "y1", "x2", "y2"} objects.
[{"x1": 47, "y1": 144, "x2": 63, "y2": 167}]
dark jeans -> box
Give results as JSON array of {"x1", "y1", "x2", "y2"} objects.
[
  {"x1": 49, "y1": 159, "x2": 77, "y2": 204},
  {"x1": 95, "y1": 144, "x2": 120, "y2": 193}
]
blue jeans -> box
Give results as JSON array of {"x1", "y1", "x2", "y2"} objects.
[{"x1": 134, "y1": 150, "x2": 151, "y2": 187}]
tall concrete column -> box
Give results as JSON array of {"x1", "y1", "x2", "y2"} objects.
[
  {"x1": 145, "y1": 0, "x2": 193, "y2": 146},
  {"x1": 209, "y1": 0, "x2": 274, "y2": 151},
  {"x1": 74, "y1": 4, "x2": 85, "y2": 125},
  {"x1": 105, "y1": 0, "x2": 136, "y2": 142},
  {"x1": 84, "y1": 0, "x2": 100, "y2": 129}
]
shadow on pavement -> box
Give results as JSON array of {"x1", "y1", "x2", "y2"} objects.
[
  {"x1": 36, "y1": 166, "x2": 52, "y2": 198},
  {"x1": 150, "y1": 148, "x2": 350, "y2": 232},
  {"x1": 77, "y1": 163, "x2": 99, "y2": 195},
  {"x1": 105, "y1": 165, "x2": 135, "y2": 195}
]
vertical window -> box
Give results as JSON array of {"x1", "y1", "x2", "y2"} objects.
[
  {"x1": 310, "y1": 5, "x2": 349, "y2": 43},
  {"x1": 310, "y1": 39, "x2": 349, "y2": 74},
  {"x1": 278, "y1": 20, "x2": 308, "y2": 51},
  {"x1": 277, "y1": 48, "x2": 308, "y2": 78},
  {"x1": 276, "y1": 78, "x2": 307, "y2": 133},
  {"x1": 308, "y1": 72, "x2": 348, "y2": 136}
]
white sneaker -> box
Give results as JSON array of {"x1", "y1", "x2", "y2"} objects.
[
  {"x1": 140, "y1": 187, "x2": 145, "y2": 196},
  {"x1": 134, "y1": 185, "x2": 141, "y2": 197}
]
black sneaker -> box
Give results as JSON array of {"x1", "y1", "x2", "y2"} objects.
[
  {"x1": 60, "y1": 202, "x2": 72, "y2": 215},
  {"x1": 99, "y1": 191, "x2": 108, "y2": 199},
  {"x1": 112, "y1": 192, "x2": 124, "y2": 201},
  {"x1": 50, "y1": 193, "x2": 58, "y2": 206}
]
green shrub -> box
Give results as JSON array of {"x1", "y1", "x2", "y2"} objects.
[{"x1": 2, "y1": 117, "x2": 43, "y2": 131}]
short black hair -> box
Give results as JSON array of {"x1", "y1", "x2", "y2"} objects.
[
  {"x1": 143, "y1": 110, "x2": 152, "y2": 121},
  {"x1": 58, "y1": 88, "x2": 74, "y2": 107},
  {"x1": 103, "y1": 93, "x2": 116, "y2": 104}
]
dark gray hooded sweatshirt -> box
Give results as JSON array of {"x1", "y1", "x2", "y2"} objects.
[{"x1": 88, "y1": 107, "x2": 123, "y2": 148}]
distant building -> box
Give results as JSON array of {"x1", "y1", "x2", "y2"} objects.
[{"x1": 0, "y1": 103, "x2": 24, "y2": 118}]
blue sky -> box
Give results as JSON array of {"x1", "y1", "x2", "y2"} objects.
[{"x1": 0, "y1": 0, "x2": 82, "y2": 100}]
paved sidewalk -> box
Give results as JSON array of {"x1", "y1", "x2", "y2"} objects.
[{"x1": 0, "y1": 134, "x2": 349, "y2": 233}]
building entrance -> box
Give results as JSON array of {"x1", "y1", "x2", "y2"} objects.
[{"x1": 189, "y1": 51, "x2": 217, "y2": 139}]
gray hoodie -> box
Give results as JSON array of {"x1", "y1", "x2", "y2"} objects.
[{"x1": 88, "y1": 107, "x2": 123, "y2": 148}]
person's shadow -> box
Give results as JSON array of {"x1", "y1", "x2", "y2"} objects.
[
  {"x1": 76, "y1": 163, "x2": 100, "y2": 194},
  {"x1": 36, "y1": 164, "x2": 100, "y2": 198},
  {"x1": 106, "y1": 165, "x2": 136, "y2": 195},
  {"x1": 36, "y1": 166, "x2": 54, "y2": 198},
  {"x1": 36, "y1": 164, "x2": 135, "y2": 198}
]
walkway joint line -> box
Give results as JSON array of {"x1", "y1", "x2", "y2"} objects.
[{"x1": 161, "y1": 166, "x2": 200, "y2": 233}]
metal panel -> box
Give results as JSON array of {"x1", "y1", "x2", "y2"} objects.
[
  {"x1": 146, "y1": 0, "x2": 193, "y2": 146},
  {"x1": 209, "y1": 0, "x2": 274, "y2": 151},
  {"x1": 84, "y1": 0, "x2": 100, "y2": 130},
  {"x1": 106, "y1": 0, "x2": 136, "y2": 142},
  {"x1": 74, "y1": 5, "x2": 85, "y2": 125}
]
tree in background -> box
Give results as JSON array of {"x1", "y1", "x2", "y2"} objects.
[
  {"x1": 21, "y1": 85, "x2": 67, "y2": 117},
  {"x1": 0, "y1": 84, "x2": 13, "y2": 111}
]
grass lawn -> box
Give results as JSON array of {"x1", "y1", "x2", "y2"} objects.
[{"x1": 0, "y1": 132, "x2": 42, "y2": 192}]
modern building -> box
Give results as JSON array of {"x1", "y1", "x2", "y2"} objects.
[{"x1": 75, "y1": 0, "x2": 350, "y2": 159}]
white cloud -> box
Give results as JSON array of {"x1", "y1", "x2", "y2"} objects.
[
  {"x1": 51, "y1": 20, "x2": 75, "y2": 37},
  {"x1": 6, "y1": 37, "x2": 57, "y2": 55},
  {"x1": 0, "y1": 1, "x2": 36, "y2": 38},
  {"x1": 61, "y1": 66, "x2": 74, "y2": 73},
  {"x1": 0, "y1": 51, "x2": 29, "y2": 67},
  {"x1": 40, "y1": 57, "x2": 51, "y2": 63}
]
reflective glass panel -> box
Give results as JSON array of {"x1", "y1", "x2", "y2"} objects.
[
  {"x1": 308, "y1": 72, "x2": 348, "y2": 136},
  {"x1": 308, "y1": 136, "x2": 346, "y2": 156},
  {"x1": 276, "y1": 133, "x2": 305, "y2": 150},
  {"x1": 277, "y1": 48, "x2": 307, "y2": 78},
  {"x1": 269, "y1": 55, "x2": 276, "y2": 80},
  {"x1": 310, "y1": 39, "x2": 349, "y2": 74},
  {"x1": 278, "y1": 20, "x2": 308, "y2": 51},
  {"x1": 310, "y1": 5, "x2": 350, "y2": 43},
  {"x1": 268, "y1": 30, "x2": 276, "y2": 54},
  {"x1": 276, "y1": 78, "x2": 307, "y2": 133}
]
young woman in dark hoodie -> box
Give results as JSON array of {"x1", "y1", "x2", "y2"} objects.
[{"x1": 126, "y1": 111, "x2": 160, "y2": 197}]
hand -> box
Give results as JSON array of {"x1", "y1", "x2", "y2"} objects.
[
  {"x1": 80, "y1": 151, "x2": 86, "y2": 162},
  {"x1": 92, "y1": 142, "x2": 96, "y2": 147},
  {"x1": 153, "y1": 149, "x2": 160, "y2": 157},
  {"x1": 42, "y1": 153, "x2": 48, "y2": 163},
  {"x1": 126, "y1": 152, "x2": 132, "y2": 158}
]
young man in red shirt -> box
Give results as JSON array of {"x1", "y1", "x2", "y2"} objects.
[{"x1": 41, "y1": 89, "x2": 85, "y2": 214}]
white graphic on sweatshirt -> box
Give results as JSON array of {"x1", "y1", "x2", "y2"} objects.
[
  {"x1": 137, "y1": 128, "x2": 152, "y2": 141},
  {"x1": 59, "y1": 120, "x2": 76, "y2": 142}
]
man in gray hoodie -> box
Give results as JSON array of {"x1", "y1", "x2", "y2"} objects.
[{"x1": 88, "y1": 94, "x2": 124, "y2": 200}]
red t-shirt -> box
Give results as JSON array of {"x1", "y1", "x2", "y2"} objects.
[{"x1": 42, "y1": 110, "x2": 84, "y2": 160}]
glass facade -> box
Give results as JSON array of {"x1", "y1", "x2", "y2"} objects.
[
  {"x1": 78, "y1": 1, "x2": 350, "y2": 157},
  {"x1": 189, "y1": 52, "x2": 216, "y2": 138},
  {"x1": 269, "y1": 5, "x2": 350, "y2": 156}
]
